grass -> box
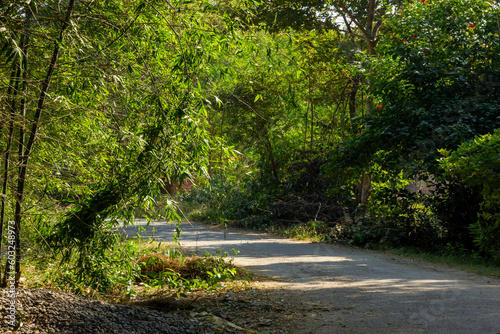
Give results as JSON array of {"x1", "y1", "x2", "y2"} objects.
[
  {"x1": 17, "y1": 237, "x2": 251, "y2": 303},
  {"x1": 259, "y1": 221, "x2": 330, "y2": 242},
  {"x1": 374, "y1": 246, "x2": 500, "y2": 278}
]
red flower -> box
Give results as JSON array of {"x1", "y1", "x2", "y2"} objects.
[
  {"x1": 376, "y1": 105, "x2": 382, "y2": 109},
  {"x1": 469, "y1": 24, "x2": 476, "y2": 28},
  {"x1": 423, "y1": 49, "x2": 429, "y2": 53},
  {"x1": 412, "y1": 34, "x2": 418, "y2": 38},
  {"x1": 420, "y1": 0, "x2": 425, "y2": 2}
]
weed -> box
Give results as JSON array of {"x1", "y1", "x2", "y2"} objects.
[{"x1": 21, "y1": 236, "x2": 249, "y2": 301}]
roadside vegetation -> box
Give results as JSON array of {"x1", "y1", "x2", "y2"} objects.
[{"x1": 22, "y1": 237, "x2": 247, "y2": 297}]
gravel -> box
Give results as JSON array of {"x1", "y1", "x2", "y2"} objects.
[{"x1": 0, "y1": 288, "x2": 249, "y2": 334}]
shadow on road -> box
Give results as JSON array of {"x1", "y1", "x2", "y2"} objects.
[{"x1": 119, "y1": 220, "x2": 500, "y2": 334}]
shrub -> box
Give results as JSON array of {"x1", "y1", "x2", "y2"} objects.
[
  {"x1": 440, "y1": 129, "x2": 500, "y2": 262},
  {"x1": 341, "y1": 187, "x2": 444, "y2": 250},
  {"x1": 137, "y1": 251, "x2": 240, "y2": 287}
]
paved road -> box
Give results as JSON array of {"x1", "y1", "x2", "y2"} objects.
[{"x1": 120, "y1": 220, "x2": 500, "y2": 334}]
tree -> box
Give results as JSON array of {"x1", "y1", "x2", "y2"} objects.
[
  {"x1": 332, "y1": 0, "x2": 500, "y2": 247},
  {"x1": 0, "y1": 0, "x2": 243, "y2": 288},
  {"x1": 233, "y1": 0, "x2": 337, "y2": 31},
  {"x1": 1, "y1": 0, "x2": 76, "y2": 287},
  {"x1": 334, "y1": 0, "x2": 387, "y2": 56},
  {"x1": 360, "y1": 0, "x2": 500, "y2": 170}
]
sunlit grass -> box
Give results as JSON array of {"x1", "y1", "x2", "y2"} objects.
[{"x1": 268, "y1": 223, "x2": 327, "y2": 243}]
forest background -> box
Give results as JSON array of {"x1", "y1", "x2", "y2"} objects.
[{"x1": 0, "y1": 0, "x2": 499, "y2": 293}]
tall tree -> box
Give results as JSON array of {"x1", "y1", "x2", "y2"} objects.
[
  {"x1": 0, "y1": 0, "x2": 244, "y2": 288},
  {"x1": 335, "y1": 0, "x2": 500, "y2": 246}
]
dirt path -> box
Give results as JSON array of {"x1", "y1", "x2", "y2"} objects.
[{"x1": 122, "y1": 220, "x2": 500, "y2": 334}]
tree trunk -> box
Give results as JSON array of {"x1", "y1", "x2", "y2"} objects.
[
  {"x1": 310, "y1": 103, "x2": 314, "y2": 152},
  {"x1": 4, "y1": 0, "x2": 76, "y2": 287},
  {"x1": 334, "y1": 0, "x2": 382, "y2": 208},
  {"x1": 349, "y1": 75, "x2": 359, "y2": 121},
  {"x1": 303, "y1": 109, "x2": 308, "y2": 151},
  {"x1": 13, "y1": 33, "x2": 30, "y2": 285},
  {"x1": 354, "y1": 173, "x2": 372, "y2": 207},
  {"x1": 355, "y1": 35, "x2": 378, "y2": 207},
  {"x1": 264, "y1": 127, "x2": 279, "y2": 181},
  {"x1": 0, "y1": 63, "x2": 22, "y2": 286},
  {"x1": 366, "y1": 40, "x2": 377, "y2": 57}
]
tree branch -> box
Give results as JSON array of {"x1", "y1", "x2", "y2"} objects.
[{"x1": 335, "y1": 0, "x2": 368, "y2": 39}]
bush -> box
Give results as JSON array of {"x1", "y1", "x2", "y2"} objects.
[
  {"x1": 440, "y1": 129, "x2": 500, "y2": 262},
  {"x1": 428, "y1": 180, "x2": 482, "y2": 250},
  {"x1": 183, "y1": 173, "x2": 275, "y2": 228},
  {"x1": 340, "y1": 187, "x2": 444, "y2": 250},
  {"x1": 137, "y1": 251, "x2": 240, "y2": 287},
  {"x1": 184, "y1": 157, "x2": 347, "y2": 231}
]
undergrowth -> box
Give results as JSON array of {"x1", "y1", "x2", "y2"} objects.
[
  {"x1": 372, "y1": 245, "x2": 500, "y2": 278},
  {"x1": 267, "y1": 221, "x2": 332, "y2": 242},
  {"x1": 21, "y1": 237, "x2": 250, "y2": 301}
]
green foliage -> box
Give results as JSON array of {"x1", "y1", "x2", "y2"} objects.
[
  {"x1": 185, "y1": 172, "x2": 276, "y2": 228},
  {"x1": 322, "y1": 0, "x2": 500, "y2": 254},
  {"x1": 184, "y1": 175, "x2": 239, "y2": 223},
  {"x1": 340, "y1": 0, "x2": 500, "y2": 171},
  {"x1": 0, "y1": 0, "x2": 252, "y2": 289},
  {"x1": 39, "y1": 1, "x2": 204, "y2": 287},
  {"x1": 27, "y1": 237, "x2": 143, "y2": 295},
  {"x1": 327, "y1": 164, "x2": 445, "y2": 250},
  {"x1": 440, "y1": 129, "x2": 500, "y2": 262},
  {"x1": 231, "y1": 0, "x2": 337, "y2": 32},
  {"x1": 269, "y1": 220, "x2": 331, "y2": 241},
  {"x1": 25, "y1": 237, "x2": 242, "y2": 297},
  {"x1": 191, "y1": 25, "x2": 360, "y2": 231},
  {"x1": 138, "y1": 248, "x2": 240, "y2": 293},
  {"x1": 346, "y1": 189, "x2": 444, "y2": 249},
  {"x1": 186, "y1": 154, "x2": 350, "y2": 234}
]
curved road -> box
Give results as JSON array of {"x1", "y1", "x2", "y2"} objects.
[{"x1": 120, "y1": 220, "x2": 500, "y2": 334}]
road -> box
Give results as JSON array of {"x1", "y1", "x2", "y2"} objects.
[{"x1": 120, "y1": 220, "x2": 500, "y2": 334}]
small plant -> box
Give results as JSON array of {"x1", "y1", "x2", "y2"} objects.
[
  {"x1": 136, "y1": 248, "x2": 244, "y2": 294},
  {"x1": 269, "y1": 221, "x2": 331, "y2": 242}
]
